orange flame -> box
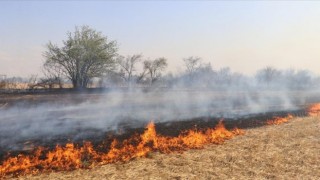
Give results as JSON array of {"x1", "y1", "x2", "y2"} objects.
[
  {"x1": 266, "y1": 114, "x2": 293, "y2": 125},
  {"x1": 307, "y1": 103, "x2": 320, "y2": 117},
  {"x1": 0, "y1": 121, "x2": 243, "y2": 178}
]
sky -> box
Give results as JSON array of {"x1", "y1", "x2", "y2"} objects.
[{"x1": 1, "y1": 1, "x2": 320, "y2": 77}]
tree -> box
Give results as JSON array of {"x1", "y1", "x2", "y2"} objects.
[
  {"x1": 41, "y1": 61, "x2": 64, "y2": 88},
  {"x1": 284, "y1": 69, "x2": 312, "y2": 90},
  {"x1": 215, "y1": 67, "x2": 232, "y2": 85},
  {"x1": 117, "y1": 54, "x2": 142, "y2": 85},
  {"x1": 143, "y1": 58, "x2": 168, "y2": 84},
  {"x1": 256, "y1": 66, "x2": 281, "y2": 85},
  {"x1": 27, "y1": 74, "x2": 38, "y2": 89},
  {"x1": 183, "y1": 56, "x2": 202, "y2": 75},
  {"x1": 44, "y1": 25, "x2": 117, "y2": 89}
]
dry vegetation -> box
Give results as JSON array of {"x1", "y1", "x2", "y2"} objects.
[{"x1": 8, "y1": 116, "x2": 319, "y2": 180}]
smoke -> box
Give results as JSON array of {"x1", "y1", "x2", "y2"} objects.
[{"x1": 1, "y1": 67, "x2": 320, "y2": 152}]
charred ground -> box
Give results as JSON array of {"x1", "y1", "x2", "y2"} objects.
[
  {"x1": 21, "y1": 116, "x2": 319, "y2": 180},
  {"x1": 0, "y1": 106, "x2": 308, "y2": 163},
  {"x1": 0, "y1": 90, "x2": 319, "y2": 176},
  {"x1": 0, "y1": 90, "x2": 319, "y2": 178}
]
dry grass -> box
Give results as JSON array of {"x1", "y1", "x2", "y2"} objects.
[{"x1": 10, "y1": 116, "x2": 320, "y2": 180}]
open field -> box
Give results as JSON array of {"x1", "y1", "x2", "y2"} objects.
[
  {"x1": 3, "y1": 1, "x2": 320, "y2": 179},
  {"x1": 1, "y1": 91, "x2": 319, "y2": 179},
  {"x1": 6, "y1": 116, "x2": 319, "y2": 180}
]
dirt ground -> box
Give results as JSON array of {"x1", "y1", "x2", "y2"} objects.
[{"x1": 9, "y1": 116, "x2": 319, "y2": 180}]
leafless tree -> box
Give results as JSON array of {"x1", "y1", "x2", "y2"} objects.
[
  {"x1": 183, "y1": 56, "x2": 202, "y2": 75},
  {"x1": 40, "y1": 61, "x2": 64, "y2": 89},
  {"x1": 27, "y1": 74, "x2": 38, "y2": 89},
  {"x1": 143, "y1": 57, "x2": 168, "y2": 84},
  {"x1": 256, "y1": 66, "x2": 282, "y2": 85},
  {"x1": 137, "y1": 68, "x2": 148, "y2": 83},
  {"x1": 117, "y1": 54, "x2": 142, "y2": 85}
]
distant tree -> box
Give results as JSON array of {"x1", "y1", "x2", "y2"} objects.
[
  {"x1": 41, "y1": 61, "x2": 64, "y2": 88},
  {"x1": 215, "y1": 67, "x2": 232, "y2": 85},
  {"x1": 43, "y1": 25, "x2": 118, "y2": 89},
  {"x1": 183, "y1": 56, "x2": 202, "y2": 76},
  {"x1": 117, "y1": 54, "x2": 142, "y2": 85},
  {"x1": 256, "y1": 66, "x2": 282, "y2": 85},
  {"x1": 294, "y1": 70, "x2": 312, "y2": 89},
  {"x1": 27, "y1": 74, "x2": 38, "y2": 89},
  {"x1": 137, "y1": 68, "x2": 148, "y2": 84},
  {"x1": 143, "y1": 58, "x2": 168, "y2": 84},
  {"x1": 99, "y1": 71, "x2": 124, "y2": 87},
  {"x1": 189, "y1": 62, "x2": 214, "y2": 88},
  {"x1": 284, "y1": 69, "x2": 312, "y2": 90}
]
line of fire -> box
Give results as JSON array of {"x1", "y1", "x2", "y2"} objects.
[{"x1": 0, "y1": 103, "x2": 319, "y2": 178}]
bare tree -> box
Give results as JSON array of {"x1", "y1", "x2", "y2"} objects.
[
  {"x1": 256, "y1": 66, "x2": 282, "y2": 85},
  {"x1": 183, "y1": 56, "x2": 202, "y2": 75},
  {"x1": 117, "y1": 54, "x2": 142, "y2": 85},
  {"x1": 137, "y1": 68, "x2": 148, "y2": 83},
  {"x1": 44, "y1": 25, "x2": 118, "y2": 89},
  {"x1": 41, "y1": 61, "x2": 64, "y2": 89},
  {"x1": 143, "y1": 57, "x2": 168, "y2": 84},
  {"x1": 27, "y1": 74, "x2": 38, "y2": 89}
]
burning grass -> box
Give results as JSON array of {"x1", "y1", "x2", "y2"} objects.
[
  {"x1": 266, "y1": 114, "x2": 293, "y2": 125},
  {"x1": 307, "y1": 103, "x2": 320, "y2": 117},
  {"x1": 23, "y1": 114, "x2": 320, "y2": 179},
  {"x1": 1, "y1": 103, "x2": 320, "y2": 179},
  {"x1": 0, "y1": 121, "x2": 244, "y2": 178}
]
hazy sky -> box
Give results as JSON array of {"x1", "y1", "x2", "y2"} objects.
[{"x1": 1, "y1": 1, "x2": 320, "y2": 77}]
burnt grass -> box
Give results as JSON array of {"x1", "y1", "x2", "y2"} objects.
[
  {"x1": 0, "y1": 89, "x2": 317, "y2": 165},
  {"x1": 0, "y1": 108, "x2": 308, "y2": 163}
]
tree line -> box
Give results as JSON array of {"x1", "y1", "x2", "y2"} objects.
[
  {"x1": 1, "y1": 25, "x2": 319, "y2": 91},
  {"x1": 43, "y1": 25, "x2": 168, "y2": 89}
]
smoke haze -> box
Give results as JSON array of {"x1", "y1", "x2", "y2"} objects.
[
  {"x1": 1, "y1": 78, "x2": 319, "y2": 151},
  {"x1": 2, "y1": 65, "x2": 320, "y2": 152}
]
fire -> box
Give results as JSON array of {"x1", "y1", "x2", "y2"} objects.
[
  {"x1": 307, "y1": 103, "x2": 320, "y2": 117},
  {"x1": 266, "y1": 114, "x2": 293, "y2": 125},
  {"x1": 0, "y1": 121, "x2": 243, "y2": 178}
]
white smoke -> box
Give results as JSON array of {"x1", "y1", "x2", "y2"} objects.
[{"x1": 1, "y1": 67, "x2": 320, "y2": 151}]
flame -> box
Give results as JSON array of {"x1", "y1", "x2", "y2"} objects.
[
  {"x1": 0, "y1": 121, "x2": 243, "y2": 178},
  {"x1": 2, "y1": 102, "x2": 319, "y2": 178},
  {"x1": 307, "y1": 103, "x2": 320, "y2": 117},
  {"x1": 266, "y1": 114, "x2": 293, "y2": 125}
]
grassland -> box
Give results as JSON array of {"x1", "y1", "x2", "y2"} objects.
[{"x1": 10, "y1": 116, "x2": 319, "y2": 180}]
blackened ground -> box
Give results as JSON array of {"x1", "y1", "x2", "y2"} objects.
[
  {"x1": 1, "y1": 89, "x2": 317, "y2": 164},
  {"x1": 0, "y1": 108, "x2": 307, "y2": 163}
]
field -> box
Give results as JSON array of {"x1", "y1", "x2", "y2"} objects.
[
  {"x1": 4, "y1": 115, "x2": 318, "y2": 179},
  {"x1": 1, "y1": 91, "x2": 320, "y2": 179}
]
